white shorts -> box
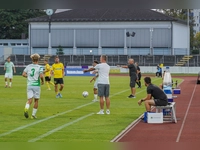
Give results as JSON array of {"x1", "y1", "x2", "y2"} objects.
[
  {"x1": 5, "y1": 73, "x2": 13, "y2": 79},
  {"x1": 27, "y1": 86, "x2": 41, "y2": 99},
  {"x1": 94, "y1": 80, "x2": 98, "y2": 89}
]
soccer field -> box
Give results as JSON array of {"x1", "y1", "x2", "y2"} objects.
[{"x1": 0, "y1": 75, "x2": 182, "y2": 142}]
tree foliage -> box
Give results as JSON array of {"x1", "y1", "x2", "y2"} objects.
[
  {"x1": 0, "y1": 9, "x2": 45, "y2": 39},
  {"x1": 193, "y1": 32, "x2": 200, "y2": 54},
  {"x1": 56, "y1": 45, "x2": 64, "y2": 55},
  {"x1": 157, "y1": 9, "x2": 195, "y2": 50}
]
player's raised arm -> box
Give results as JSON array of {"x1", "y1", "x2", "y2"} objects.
[
  {"x1": 117, "y1": 65, "x2": 128, "y2": 68},
  {"x1": 83, "y1": 67, "x2": 95, "y2": 73}
]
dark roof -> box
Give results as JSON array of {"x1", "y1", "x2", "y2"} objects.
[{"x1": 27, "y1": 9, "x2": 180, "y2": 22}]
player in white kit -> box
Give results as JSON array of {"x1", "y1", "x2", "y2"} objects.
[
  {"x1": 4, "y1": 57, "x2": 16, "y2": 88},
  {"x1": 90, "y1": 61, "x2": 99, "y2": 102},
  {"x1": 22, "y1": 53, "x2": 44, "y2": 119}
]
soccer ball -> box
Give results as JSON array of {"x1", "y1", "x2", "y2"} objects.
[{"x1": 82, "y1": 91, "x2": 89, "y2": 98}]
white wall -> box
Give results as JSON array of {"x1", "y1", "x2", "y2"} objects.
[{"x1": 172, "y1": 22, "x2": 188, "y2": 49}]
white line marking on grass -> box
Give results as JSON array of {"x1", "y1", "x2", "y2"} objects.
[
  {"x1": 28, "y1": 113, "x2": 94, "y2": 142},
  {"x1": 0, "y1": 102, "x2": 94, "y2": 138},
  {"x1": 0, "y1": 78, "x2": 159, "y2": 138},
  {"x1": 176, "y1": 84, "x2": 197, "y2": 142},
  {"x1": 0, "y1": 87, "x2": 140, "y2": 138}
]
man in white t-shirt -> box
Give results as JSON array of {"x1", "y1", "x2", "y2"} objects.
[
  {"x1": 22, "y1": 53, "x2": 44, "y2": 119},
  {"x1": 84, "y1": 55, "x2": 110, "y2": 115},
  {"x1": 4, "y1": 57, "x2": 16, "y2": 88}
]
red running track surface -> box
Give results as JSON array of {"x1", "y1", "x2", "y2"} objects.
[{"x1": 114, "y1": 77, "x2": 200, "y2": 142}]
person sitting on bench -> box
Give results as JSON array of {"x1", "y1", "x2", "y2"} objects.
[{"x1": 138, "y1": 77, "x2": 168, "y2": 112}]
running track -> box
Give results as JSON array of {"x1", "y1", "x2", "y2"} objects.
[{"x1": 112, "y1": 76, "x2": 200, "y2": 142}]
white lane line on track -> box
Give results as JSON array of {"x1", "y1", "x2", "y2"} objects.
[
  {"x1": 176, "y1": 83, "x2": 197, "y2": 142},
  {"x1": 111, "y1": 78, "x2": 183, "y2": 142},
  {"x1": 28, "y1": 113, "x2": 94, "y2": 142}
]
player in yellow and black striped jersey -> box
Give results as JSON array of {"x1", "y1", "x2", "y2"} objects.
[
  {"x1": 52, "y1": 56, "x2": 64, "y2": 98},
  {"x1": 43, "y1": 59, "x2": 55, "y2": 90}
]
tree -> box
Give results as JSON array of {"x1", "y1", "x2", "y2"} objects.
[
  {"x1": 193, "y1": 32, "x2": 200, "y2": 54},
  {"x1": 0, "y1": 9, "x2": 45, "y2": 39},
  {"x1": 157, "y1": 9, "x2": 195, "y2": 51},
  {"x1": 56, "y1": 45, "x2": 64, "y2": 55}
]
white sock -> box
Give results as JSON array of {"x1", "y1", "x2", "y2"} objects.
[
  {"x1": 9, "y1": 82, "x2": 12, "y2": 86},
  {"x1": 5, "y1": 82, "x2": 7, "y2": 85},
  {"x1": 25, "y1": 103, "x2": 30, "y2": 110},
  {"x1": 32, "y1": 108, "x2": 37, "y2": 116},
  {"x1": 101, "y1": 109, "x2": 104, "y2": 112},
  {"x1": 94, "y1": 94, "x2": 98, "y2": 100}
]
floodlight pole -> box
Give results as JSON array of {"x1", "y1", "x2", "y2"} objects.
[
  {"x1": 48, "y1": 15, "x2": 52, "y2": 55},
  {"x1": 126, "y1": 31, "x2": 136, "y2": 58},
  {"x1": 187, "y1": 9, "x2": 190, "y2": 72}
]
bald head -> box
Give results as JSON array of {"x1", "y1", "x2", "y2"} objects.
[{"x1": 128, "y1": 58, "x2": 134, "y2": 64}]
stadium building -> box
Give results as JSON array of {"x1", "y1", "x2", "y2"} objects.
[
  {"x1": 27, "y1": 9, "x2": 188, "y2": 56},
  {"x1": 1, "y1": 9, "x2": 196, "y2": 67}
]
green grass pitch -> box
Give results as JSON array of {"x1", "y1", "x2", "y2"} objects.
[{"x1": 0, "y1": 75, "x2": 182, "y2": 142}]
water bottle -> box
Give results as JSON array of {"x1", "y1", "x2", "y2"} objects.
[{"x1": 163, "y1": 66, "x2": 173, "y2": 100}]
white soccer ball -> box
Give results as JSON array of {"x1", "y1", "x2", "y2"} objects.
[{"x1": 82, "y1": 91, "x2": 89, "y2": 98}]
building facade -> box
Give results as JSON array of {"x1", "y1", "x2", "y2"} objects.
[{"x1": 26, "y1": 9, "x2": 189, "y2": 56}]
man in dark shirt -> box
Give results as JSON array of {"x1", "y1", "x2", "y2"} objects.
[
  {"x1": 121, "y1": 58, "x2": 137, "y2": 98},
  {"x1": 135, "y1": 62, "x2": 141, "y2": 88},
  {"x1": 138, "y1": 77, "x2": 168, "y2": 112}
]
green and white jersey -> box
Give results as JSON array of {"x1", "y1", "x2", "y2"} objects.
[
  {"x1": 23, "y1": 64, "x2": 43, "y2": 86},
  {"x1": 4, "y1": 62, "x2": 14, "y2": 73}
]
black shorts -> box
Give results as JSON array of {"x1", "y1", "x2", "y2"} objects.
[
  {"x1": 45, "y1": 76, "x2": 51, "y2": 82},
  {"x1": 154, "y1": 99, "x2": 168, "y2": 106},
  {"x1": 54, "y1": 78, "x2": 64, "y2": 85},
  {"x1": 138, "y1": 73, "x2": 141, "y2": 80},
  {"x1": 130, "y1": 76, "x2": 137, "y2": 88}
]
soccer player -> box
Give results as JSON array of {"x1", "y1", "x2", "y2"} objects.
[
  {"x1": 84, "y1": 55, "x2": 110, "y2": 115},
  {"x1": 90, "y1": 60, "x2": 99, "y2": 102},
  {"x1": 52, "y1": 56, "x2": 64, "y2": 98},
  {"x1": 4, "y1": 56, "x2": 16, "y2": 88},
  {"x1": 22, "y1": 53, "x2": 44, "y2": 119},
  {"x1": 43, "y1": 59, "x2": 55, "y2": 90}
]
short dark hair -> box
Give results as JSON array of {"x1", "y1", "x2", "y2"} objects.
[
  {"x1": 7, "y1": 57, "x2": 10, "y2": 59},
  {"x1": 44, "y1": 59, "x2": 48, "y2": 62},
  {"x1": 93, "y1": 60, "x2": 99, "y2": 64},
  {"x1": 144, "y1": 77, "x2": 151, "y2": 84},
  {"x1": 55, "y1": 56, "x2": 59, "y2": 59}
]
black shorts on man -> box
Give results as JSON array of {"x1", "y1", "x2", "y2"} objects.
[
  {"x1": 45, "y1": 76, "x2": 51, "y2": 82},
  {"x1": 130, "y1": 76, "x2": 137, "y2": 88},
  {"x1": 54, "y1": 78, "x2": 64, "y2": 85},
  {"x1": 154, "y1": 99, "x2": 168, "y2": 106}
]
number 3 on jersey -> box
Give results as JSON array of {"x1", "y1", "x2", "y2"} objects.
[{"x1": 30, "y1": 68, "x2": 35, "y2": 77}]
